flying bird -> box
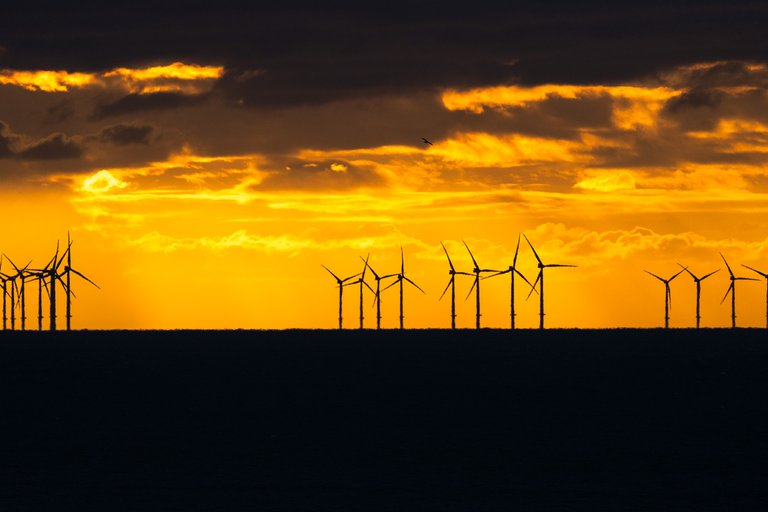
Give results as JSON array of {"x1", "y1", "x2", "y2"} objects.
[{"x1": 421, "y1": 137, "x2": 433, "y2": 146}]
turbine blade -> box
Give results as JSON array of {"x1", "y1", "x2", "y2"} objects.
[
  {"x1": 742, "y1": 264, "x2": 768, "y2": 278},
  {"x1": 360, "y1": 255, "x2": 379, "y2": 280},
  {"x1": 700, "y1": 269, "x2": 720, "y2": 281},
  {"x1": 403, "y1": 276, "x2": 426, "y2": 294},
  {"x1": 439, "y1": 277, "x2": 453, "y2": 301},
  {"x1": 482, "y1": 270, "x2": 508, "y2": 280},
  {"x1": 381, "y1": 277, "x2": 401, "y2": 293},
  {"x1": 644, "y1": 270, "x2": 665, "y2": 282},
  {"x1": 465, "y1": 277, "x2": 477, "y2": 301},
  {"x1": 720, "y1": 253, "x2": 734, "y2": 277},
  {"x1": 400, "y1": 247, "x2": 404, "y2": 275},
  {"x1": 321, "y1": 265, "x2": 342, "y2": 283},
  {"x1": 523, "y1": 233, "x2": 542, "y2": 266},
  {"x1": 514, "y1": 268, "x2": 535, "y2": 289},
  {"x1": 342, "y1": 272, "x2": 362, "y2": 283},
  {"x1": 526, "y1": 271, "x2": 541, "y2": 300},
  {"x1": 544, "y1": 264, "x2": 577, "y2": 268},
  {"x1": 360, "y1": 253, "x2": 370, "y2": 281},
  {"x1": 721, "y1": 283, "x2": 733, "y2": 304},
  {"x1": 512, "y1": 233, "x2": 521, "y2": 268},
  {"x1": 735, "y1": 277, "x2": 760, "y2": 281},
  {"x1": 669, "y1": 267, "x2": 686, "y2": 282},
  {"x1": 441, "y1": 242, "x2": 455, "y2": 272},
  {"x1": 678, "y1": 263, "x2": 697, "y2": 280},
  {"x1": 68, "y1": 267, "x2": 101, "y2": 289},
  {"x1": 462, "y1": 241, "x2": 479, "y2": 270}
]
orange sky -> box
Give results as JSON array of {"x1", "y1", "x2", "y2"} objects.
[{"x1": 2, "y1": 61, "x2": 768, "y2": 329}]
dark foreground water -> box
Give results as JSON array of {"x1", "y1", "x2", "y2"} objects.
[{"x1": 2, "y1": 329, "x2": 768, "y2": 511}]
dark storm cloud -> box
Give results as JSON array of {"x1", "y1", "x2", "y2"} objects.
[
  {"x1": 2, "y1": 2, "x2": 768, "y2": 108},
  {"x1": 0, "y1": 120, "x2": 82, "y2": 160},
  {"x1": 98, "y1": 124, "x2": 154, "y2": 145},
  {"x1": 92, "y1": 92, "x2": 209, "y2": 119},
  {"x1": 16, "y1": 133, "x2": 83, "y2": 160}
]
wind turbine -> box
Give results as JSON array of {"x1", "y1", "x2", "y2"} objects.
[
  {"x1": 742, "y1": 263, "x2": 768, "y2": 329},
  {"x1": 350, "y1": 254, "x2": 374, "y2": 330},
  {"x1": 381, "y1": 247, "x2": 425, "y2": 329},
  {"x1": 322, "y1": 265, "x2": 360, "y2": 330},
  {"x1": 0, "y1": 260, "x2": 8, "y2": 330},
  {"x1": 720, "y1": 253, "x2": 757, "y2": 328},
  {"x1": 1, "y1": 255, "x2": 29, "y2": 331},
  {"x1": 524, "y1": 234, "x2": 577, "y2": 329},
  {"x1": 361, "y1": 257, "x2": 397, "y2": 330},
  {"x1": 678, "y1": 264, "x2": 719, "y2": 329},
  {"x1": 24, "y1": 268, "x2": 49, "y2": 331},
  {"x1": 644, "y1": 268, "x2": 686, "y2": 329},
  {"x1": 439, "y1": 242, "x2": 472, "y2": 329},
  {"x1": 61, "y1": 233, "x2": 100, "y2": 331},
  {"x1": 463, "y1": 241, "x2": 496, "y2": 329},
  {"x1": 483, "y1": 234, "x2": 536, "y2": 330},
  {"x1": 44, "y1": 241, "x2": 71, "y2": 331}
]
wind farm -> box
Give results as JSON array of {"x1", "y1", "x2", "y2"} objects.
[{"x1": 1, "y1": 234, "x2": 99, "y2": 332}]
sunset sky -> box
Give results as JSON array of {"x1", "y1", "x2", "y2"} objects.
[{"x1": 2, "y1": 2, "x2": 768, "y2": 329}]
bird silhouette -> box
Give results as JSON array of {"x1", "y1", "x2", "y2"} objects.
[{"x1": 421, "y1": 137, "x2": 433, "y2": 146}]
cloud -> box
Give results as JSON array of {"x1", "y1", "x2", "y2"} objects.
[
  {"x1": 99, "y1": 124, "x2": 154, "y2": 145},
  {"x1": 255, "y1": 159, "x2": 386, "y2": 191},
  {"x1": 15, "y1": 133, "x2": 83, "y2": 159},
  {"x1": 92, "y1": 92, "x2": 209, "y2": 119},
  {"x1": 0, "y1": 121, "x2": 83, "y2": 160}
]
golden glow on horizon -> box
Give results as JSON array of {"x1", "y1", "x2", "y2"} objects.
[{"x1": 3, "y1": 61, "x2": 768, "y2": 329}]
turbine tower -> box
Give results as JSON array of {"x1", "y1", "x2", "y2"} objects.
[
  {"x1": 1, "y1": 255, "x2": 29, "y2": 331},
  {"x1": 0, "y1": 260, "x2": 8, "y2": 330},
  {"x1": 350, "y1": 254, "x2": 374, "y2": 330},
  {"x1": 44, "y1": 241, "x2": 71, "y2": 331},
  {"x1": 439, "y1": 242, "x2": 472, "y2": 329},
  {"x1": 463, "y1": 241, "x2": 495, "y2": 329},
  {"x1": 381, "y1": 247, "x2": 425, "y2": 329},
  {"x1": 524, "y1": 234, "x2": 577, "y2": 329},
  {"x1": 678, "y1": 264, "x2": 719, "y2": 329},
  {"x1": 644, "y1": 268, "x2": 686, "y2": 329},
  {"x1": 322, "y1": 265, "x2": 360, "y2": 330},
  {"x1": 5, "y1": 257, "x2": 32, "y2": 331},
  {"x1": 62, "y1": 232, "x2": 100, "y2": 331},
  {"x1": 720, "y1": 253, "x2": 757, "y2": 328},
  {"x1": 742, "y1": 264, "x2": 768, "y2": 329},
  {"x1": 484, "y1": 234, "x2": 535, "y2": 330},
  {"x1": 362, "y1": 257, "x2": 397, "y2": 330}
]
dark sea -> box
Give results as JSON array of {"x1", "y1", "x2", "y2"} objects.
[{"x1": 2, "y1": 329, "x2": 767, "y2": 511}]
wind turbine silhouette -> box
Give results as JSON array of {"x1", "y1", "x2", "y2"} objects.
[
  {"x1": 5, "y1": 257, "x2": 32, "y2": 330},
  {"x1": 44, "y1": 241, "x2": 71, "y2": 331},
  {"x1": 463, "y1": 241, "x2": 496, "y2": 329},
  {"x1": 350, "y1": 254, "x2": 374, "y2": 330},
  {"x1": 381, "y1": 248, "x2": 425, "y2": 329},
  {"x1": 644, "y1": 268, "x2": 686, "y2": 329},
  {"x1": 439, "y1": 242, "x2": 472, "y2": 329},
  {"x1": 484, "y1": 234, "x2": 536, "y2": 330},
  {"x1": 61, "y1": 233, "x2": 100, "y2": 331},
  {"x1": 678, "y1": 264, "x2": 719, "y2": 329},
  {"x1": 0, "y1": 259, "x2": 9, "y2": 330},
  {"x1": 361, "y1": 257, "x2": 397, "y2": 330},
  {"x1": 720, "y1": 253, "x2": 757, "y2": 328},
  {"x1": 742, "y1": 263, "x2": 768, "y2": 329},
  {"x1": 524, "y1": 234, "x2": 577, "y2": 329},
  {"x1": 24, "y1": 267, "x2": 49, "y2": 331},
  {"x1": 1, "y1": 255, "x2": 29, "y2": 331},
  {"x1": 322, "y1": 264, "x2": 360, "y2": 330}
]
